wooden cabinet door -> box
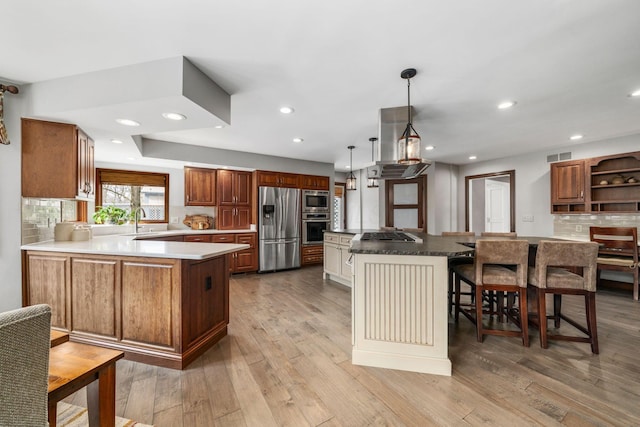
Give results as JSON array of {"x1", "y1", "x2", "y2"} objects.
[
  {"x1": 234, "y1": 233, "x2": 257, "y2": 272},
  {"x1": 300, "y1": 174, "x2": 330, "y2": 190},
  {"x1": 185, "y1": 167, "x2": 216, "y2": 206},
  {"x1": 257, "y1": 171, "x2": 280, "y2": 187},
  {"x1": 235, "y1": 206, "x2": 251, "y2": 229},
  {"x1": 278, "y1": 172, "x2": 300, "y2": 188},
  {"x1": 216, "y1": 206, "x2": 235, "y2": 230},
  {"x1": 216, "y1": 169, "x2": 235, "y2": 205},
  {"x1": 22, "y1": 118, "x2": 80, "y2": 199},
  {"x1": 76, "y1": 129, "x2": 95, "y2": 199},
  {"x1": 551, "y1": 160, "x2": 585, "y2": 203},
  {"x1": 24, "y1": 252, "x2": 69, "y2": 329},
  {"x1": 234, "y1": 171, "x2": 252, "y2": 205},
  {"x1": 121, "y1": 259, "x2": 178, "y2": 349},
  {"x1": 70, "y1": 257, "x2": 118, "y2": 338},
  {"x1": 185, "y1": 256, "x2": 228, "y2": 346}
]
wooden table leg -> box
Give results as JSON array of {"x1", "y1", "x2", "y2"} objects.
[
  {"x1": 86, "y1": 363, "x2": 117, "y2": 427},
  {"x1": 48, "y1": 401, "x2": 58, "y2": 427}
]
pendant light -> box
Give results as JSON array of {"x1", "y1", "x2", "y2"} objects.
[
  {"x1": 367, "y1": 137, "x2": 379, "y2": 188},
  {"x1": 398, "y1": 68, "x2": 421, "y2": 164},
  {"x1": 346, "y1": 145, "x2": 357, "y2": 190}
]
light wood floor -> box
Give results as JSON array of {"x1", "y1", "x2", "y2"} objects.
[{"x1": 64, "y1": 266, "x2": 640, "y2": 426}]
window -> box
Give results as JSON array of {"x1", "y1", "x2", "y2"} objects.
[{"x1": 95, "y1": 169, "x2": 169, "y2": 223}]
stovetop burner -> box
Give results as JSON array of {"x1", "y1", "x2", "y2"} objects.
[{"x1": 360, "y1": 232, "x2": 416, "y2": 242}]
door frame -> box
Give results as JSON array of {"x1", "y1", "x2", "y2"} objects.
[
  {"x1": 384, "y1": 175, "x2": 427, "y2": 231},
  {"x1": 465, "y1": 170, "x2": 515, "y2": 232}
]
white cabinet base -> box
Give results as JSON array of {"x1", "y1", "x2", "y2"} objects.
[{"x1": 352, "y1": 253, "x2": 451, "y2": 376}]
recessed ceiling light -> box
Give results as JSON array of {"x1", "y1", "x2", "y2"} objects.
[
  {"x1": 279, "y1": 106, "x2": 294, "y2": 114},
  {"x1": 425, "y1": 145, "x2": 435, "y2": 151},
  {"x1": 214, "y1": 125, "x2": 225, "y2": 129},
  {"x1": 570, "y1": 134, "x2": 584, "y2": 141},
  {"x1": 345, "y1": 165, "x2": 351, "y2": 169},
  {"x1": 126, "y1": 157, "x2": 135, "y2": 160},
  {"x1": 110, "y1": 139, "x2": 123, "y2": 144},
  {"x1": 497, "y1": 101, "x2": 516, "y2": 109},
  {"x1": 630, "y1": 89, "x2": 640, "y2": 97},
  {"x1": 162, "y1": 112, "x2": 186, "y2": 121},
  {"x1": 469, "y1": 155, "x2": 477, "y2": 160},
  {"x1": 115, "y1": 118, "x2": 140, "y2": 127},
  {"x1": 293, "y1": 138, "x2": 303, "y2": 143}
]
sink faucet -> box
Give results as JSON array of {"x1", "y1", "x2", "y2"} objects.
[{"x1": 133, "y1": 207, "x2": 146, "y2": 233}]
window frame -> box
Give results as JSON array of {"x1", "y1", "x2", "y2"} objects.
[{"x1": 95, "y1": 168, "x2": 170, "y2": 224}]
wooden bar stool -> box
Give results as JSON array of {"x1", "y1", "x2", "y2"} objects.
[
  {"x1": 528, "y1": 240, "x2": 600, "y2": 353},
  {"x1": 442, "y1": 231, "x2": 475, "y2": 314},
  {"x1": 589, "y1": 226, "x2": 639, "y2": 301},
  {"x1": 454, "y1": 239, "x2": 530, "y2": 346}
]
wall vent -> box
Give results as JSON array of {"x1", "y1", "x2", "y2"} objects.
[{"x1": 547, "y1": 152, "x2": 572, "y2": 163}]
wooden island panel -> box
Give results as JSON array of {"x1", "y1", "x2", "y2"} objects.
[
  {"x1": 22, "y1": 250, "x2": 230, "y2": 369},
  {"x1": 121, "y1": 259, "x2": 178, "y2": 349},
  {"x1": 24, "y1": 254, "x2": 68, "y2": 329},
  {"x1": 71, "y1": 258, "x2": 119, "y2": 338}
]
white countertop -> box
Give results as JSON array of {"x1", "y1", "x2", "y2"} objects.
[{"x1": 21, "y1": 231, "x2": 250, "y2": 260}]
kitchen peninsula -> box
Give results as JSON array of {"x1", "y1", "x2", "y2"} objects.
[
  {"x1": 21, "y1": 232, "x2": 248, "y2": 369},
  {"x1": 347, "y1": 232, "x2": 473, "y2": 376}
]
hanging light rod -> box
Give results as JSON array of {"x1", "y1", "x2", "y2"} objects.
[
  {"x1": 367, "y1": 137, "x2": 379, "y2": 188},
  {"x1": 346, "y1": 145, "x2": 357, "y2": 191},
  {"x1": 398, "y1": 68, "x2": 421, "y2": 165}
]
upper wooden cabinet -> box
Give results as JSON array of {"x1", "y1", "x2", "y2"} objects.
[
  {"x1": 217, "y1": 170, "x2": 252, "y2": 205},
  {"x1": 550, "y1": 160, "x2": 586, "y2": 213},
  {"x1": 550, "y1": 151, "x2": 640, "y2": 214},
  {"x1": 587, "y1": 151, "x2": 640, "y2": 213},
  {"x1": 217, "y1": 170, "x2": 252, "y2": 230},
  {"x1": 184, "y1": 167, "x2": 216, "y2": 206},
  {"x1": 256, "y1": 170, "x2": 299, "y2": 188},
  {"x1": 299, "y1": 174, "x2": 330, "y2": 191},
  {"x1": 22, "y1": 118, "x2": 95, "y2": 200}
]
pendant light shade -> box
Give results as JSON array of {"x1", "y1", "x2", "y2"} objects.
[
  {"x1": 398, "y1": 68, "x2": 421, "y2": 164},
  {"x1": 346, "y1": 145, "x2": 357, "y2": 190},
  {"x1": 367, "y1": 137, "x2": 379, "y2": 188}
]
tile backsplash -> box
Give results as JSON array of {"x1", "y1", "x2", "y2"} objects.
[
  {"x1": 22, "y1": 198, "x2": 78, "y2": 244},
  {"x1": 554, "y1": 214, "x2": 640, "y2": 240},
  {"x1": 22, "y1": 199, "x2": 220, "y2": 243}
]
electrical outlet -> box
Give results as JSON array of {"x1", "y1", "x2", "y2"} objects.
[
  {"x1": 522, "y1": 215, "x2": 534, "y2": 222},
  {"x1": 576, "y1": 225, "x2": 582, "y2": 232},
  {"x1": 171, "y1": 217, "x2": 179, "y2": 224}
]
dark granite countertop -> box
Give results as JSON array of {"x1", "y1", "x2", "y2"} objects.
[
  {"x1": 325, "y1": 229, "x2": 378, "y2": 235},
  {"x1": 349, "y1": 234, "x2": 474, "y2": 257}
]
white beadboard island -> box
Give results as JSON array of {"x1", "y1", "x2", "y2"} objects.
[{"x1": 348, "y1": 233, "x2": 473, "y2": 376}]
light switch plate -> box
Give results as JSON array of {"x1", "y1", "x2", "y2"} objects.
[
  {"x1": 171, "y1": 217, "x2": 179, "y2": 224},
  {"x1": 522, "y1": 215, "x2": 534, "y2": 222}
]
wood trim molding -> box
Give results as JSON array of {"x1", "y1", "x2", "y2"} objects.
[{"x1": 464, "y1": 169, "x2": 515, "y2": 233}]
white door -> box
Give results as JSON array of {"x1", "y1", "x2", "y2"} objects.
[{"x1": 485, "y1": 179, "x2": 510, "y2": 232}]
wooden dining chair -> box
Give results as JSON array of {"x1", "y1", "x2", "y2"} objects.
[
  {"x1": 454, "y1": 239, "x2": 530, "y2": 346},
  {"x1": 442, "y1": 231, "x2": 475, "y2": 314},
  {"x1": 528, "y1": 240, "x2": 600, "y2": 353},
  {"x1": 589, "y1": 226, "x2": 639, "y2": 301}
]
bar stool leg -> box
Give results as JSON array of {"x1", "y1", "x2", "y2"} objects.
[
  {"x1": 538, "y1": 288, "x2": 548, "y2": 349},
  {"x1": 586, "y1": 292, "x2": 599, "y2": 354}
]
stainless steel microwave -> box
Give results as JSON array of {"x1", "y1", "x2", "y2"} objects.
[{"x1": 302, "y1": 190, "x2": 330, "y2": 212}]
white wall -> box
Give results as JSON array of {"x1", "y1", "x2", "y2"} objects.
[
  {"x1": 0, "y1": 84, "x2": 28, "y2": 312},
  {"x1": 457, "y1": 133, "x2": 640, "y2": 236}
]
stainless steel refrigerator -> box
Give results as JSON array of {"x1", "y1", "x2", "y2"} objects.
[{"x1": 258, "y1": 186, "x2": 301, "y2": 272}]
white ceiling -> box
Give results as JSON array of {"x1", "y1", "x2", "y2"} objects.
[{"x1": 3, "y1": 0, "x2": 640, "y2": 172}]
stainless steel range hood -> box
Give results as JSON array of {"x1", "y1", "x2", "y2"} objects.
[{"x1": 366, "y1": 106, "x2": 432, "y2": 180}]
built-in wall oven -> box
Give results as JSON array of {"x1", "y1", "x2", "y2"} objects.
[
  {"x1": 302, "y1": 190, "x2": 330, "y2": 213},
  {"x1": 302, "y1": 212, "x2": 330, "y2": 245}
]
